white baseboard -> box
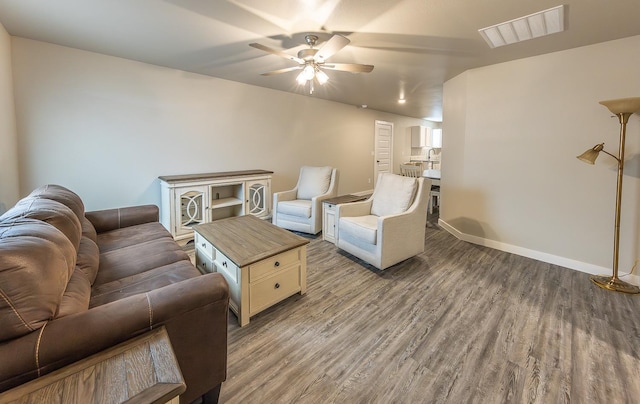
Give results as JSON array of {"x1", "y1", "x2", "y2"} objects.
[{"x1": 437, "y1": 218, "x2": 639, "y2": 285}]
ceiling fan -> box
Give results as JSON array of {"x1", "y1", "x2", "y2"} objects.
[{"x1": 249, "y1": 34, "x2": 374, "y2": 93}]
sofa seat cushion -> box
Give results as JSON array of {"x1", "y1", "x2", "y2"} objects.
[
  {"x1": 0, "y1": 219, "x2": 76, "y2": 342},
  {"x1": 297, "y1": 166, "x2": 333, "y2": 200},
  {"x1": 277, "y1": 200, "x2": 312, "y2": 218},
  {"x1": 89, "y1": 260, "x2": 200, "y2": 307},
  {"x1": 339, "y1": 215, "x2": 378, "y2": 245},
  {"x1": 371, "y1": 173, "x2": 418, "y2": 217},
  {"x1": 94, "y1": 238, "x2": 190, "y2": 286},
  {"x1": 95, "y1": 222, "x2": 173, "y2": 253}
]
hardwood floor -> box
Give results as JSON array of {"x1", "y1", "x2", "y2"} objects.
[{"x1": 219, "y1": 213, "x2": 640, "y2": 403}]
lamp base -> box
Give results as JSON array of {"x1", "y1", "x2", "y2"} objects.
[{"x1": 590, "y1": 275, "x2": 640, "y2": 294}]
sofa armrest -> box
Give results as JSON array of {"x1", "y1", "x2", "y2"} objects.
[
  {"x1": 85, "y1": 205, "x2": 159, "y2": 233},
  {"x1": 0, "y1": 273, "x2": 229, "y2": 402}
]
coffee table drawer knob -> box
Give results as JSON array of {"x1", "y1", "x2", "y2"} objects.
[
  {"x1": 274, "y1": 283, "x2": 280, "y2": 289},
  {"x1": 274, "y1": 261, "x2": 280, "y2": 267}
]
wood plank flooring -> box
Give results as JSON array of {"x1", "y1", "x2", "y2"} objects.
[{"x1": 218, "y1": 215, "x2": 640, "y2": 403}]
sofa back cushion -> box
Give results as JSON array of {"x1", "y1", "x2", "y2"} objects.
[
  {"x1": 0, "y1": 219, "x2": 76, "y2": 342},
  {"x1": 76, "y1": 236, "x2": 100, "y2": 284},
  {"x1": 56, "y1": 269, "x2": 92, "y2": 318},
  {"x1": 81, "y1": 217, "x2": 98, "y2": 243},
  {"x1": 0, "y1": 198, "x2": 82, "y2": 253},
  {"x1": 371, "y1": 173, "x2": 418, "y2": 217},
  {"x1": 297, "y1": 166, "x2": 333, "y2": 200},
  {"x1": 27, "y1": 184, "x2": 85, "y2": 222}
]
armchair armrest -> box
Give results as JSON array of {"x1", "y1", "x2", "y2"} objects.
[
  {"x1": 85, "y1": 205, "x2": 159, "y2": 233},
  {"x1": 335, "y1": 199, "x2": 373, "y2": 218},
  {"x1": 377, "y1": 179, "x2": 430, "y2": 262},
  {"x1": 273, "y1": 188, "x2": 298, "y2": 204},
  {"x1": 273, "y1": 189, "x2": 297, "y2": 225}
]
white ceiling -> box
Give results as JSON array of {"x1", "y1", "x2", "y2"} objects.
[{"x1": 1, "y1": 0, "x2": 639, "y2": 121}]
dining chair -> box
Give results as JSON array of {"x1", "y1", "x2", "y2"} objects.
[
  {"x1": 400, "y1": 164, "x2": 421, "y2": 178},
  {"x1": 428, "y1": 186, "x2": 440, "y2": 214}
]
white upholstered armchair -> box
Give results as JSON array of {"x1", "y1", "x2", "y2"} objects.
[
  {"x1": 335, "y1": 173, "x2": 430, "y2": 270},
  {"x1": 273, "y1": 166, "x2": 339, "y2": 234}
]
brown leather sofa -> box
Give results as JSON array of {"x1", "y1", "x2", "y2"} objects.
[{"x1": 0, "y1": 184, "x2": 229, "y2": 403}]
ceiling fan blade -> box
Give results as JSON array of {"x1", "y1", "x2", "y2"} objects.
[
  {"x1": 322, "y1": 63, "x2": 374, "y2": 73},
  {"x1": 249, "y1": 43, "x2": 304, "y2": 64},
  {"x1": 314, "y1": 35, "x2": 350, "y2": 61},
  {"x1": 261, "y1": 66, "x2": 303, "y2": 76}
]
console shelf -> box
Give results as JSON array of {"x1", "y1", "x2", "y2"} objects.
[{"x1": 211, "y1": 197, "x2": 243, "y2": 209}]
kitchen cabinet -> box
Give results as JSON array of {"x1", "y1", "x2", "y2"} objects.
[{"x1": 411, "y1": 126, "x2": 433, "y2": 147}]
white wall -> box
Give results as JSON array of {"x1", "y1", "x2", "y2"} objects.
[
  {"x1": 0, "y1": 22, "x2": 19, "y2": 214},
  {"x1": 441, "y1": 35, "x2": 640, "y2": 276},
  {"x1": 11, "y1": 38, "x2": 427, "y2": 211}
]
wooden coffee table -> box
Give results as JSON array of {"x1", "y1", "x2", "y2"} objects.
[{"x1": 193, "y1": 215, "x2": 309, "y2": 326}]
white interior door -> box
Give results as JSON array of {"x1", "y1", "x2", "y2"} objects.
[{"x1": 374, "y1": 120, "x2": 394, "y2": 185}]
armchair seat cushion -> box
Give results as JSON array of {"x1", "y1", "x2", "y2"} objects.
[
  {"x1": 276, "y1": 200, "x2": 312, "y2": 218},
  {"x1": 339, "y1": 215, "x2": 378, "y2": 245}
]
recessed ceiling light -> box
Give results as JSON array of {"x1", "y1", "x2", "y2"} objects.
[
  {"x1": 478, "y1": 5, "x2": 565, "y2": 48},
  {"x1": 398, "y1": 99, "x2": 406, "y2": 104}
]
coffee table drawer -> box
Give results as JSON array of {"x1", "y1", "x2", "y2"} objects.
[
  {"x1": 249, "y1": 265, "x2": 301, "y2": 314},
  {"x1": 194, "y1": 232, "x2": 214, "y2": 260},
  {"x1": 214, "y1": 249, "x2": 239, "y2": 283},
  {"x1": 249, "y1": 248, "x2": 300, "y2": 282},
  {"x1": 195, "y1": 248, "x2": 214, "y2": 274}
]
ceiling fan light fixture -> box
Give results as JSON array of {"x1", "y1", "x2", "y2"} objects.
[
  {"x1": 316, "y1": 69, "x2": 329, "y2": 85},
  {"x1": 302, "y1": 65, "x2": 315, "y2": 81},
  {"x1": 250, "y1": 33, "x2": 373, "y2": 90},
  {"x1": 296, "y1": 71, "x2": 308, "y2": 84}
]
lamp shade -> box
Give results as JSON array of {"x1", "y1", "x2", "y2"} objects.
[
  {"x1": 599, "y1": 97, "x2": 640, "y2": 114},
  {"x1": 577, "y1": 143, "x2": 604, "y2": 164}
]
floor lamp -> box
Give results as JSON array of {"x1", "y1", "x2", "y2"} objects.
[{"x1": 577, "y1": 97, "x2": 640, "y2": 294}]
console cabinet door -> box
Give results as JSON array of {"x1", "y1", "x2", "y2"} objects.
[
  {"x1": 245, "y1": 179, "x2": 271, "y2": 218},
  {"x1": 175, "y1": 186, "x2": 208, "y2": 237}
]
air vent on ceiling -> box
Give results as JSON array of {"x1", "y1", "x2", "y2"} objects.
[{"x1": 478, "y1": 5, "x2": 565, "y2": 48}]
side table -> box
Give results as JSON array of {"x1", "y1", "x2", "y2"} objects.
[
  {"x1": 322, "y1": 194, "x2": 370, "y2": 244},
  {"x1": 0, "y1": 327, "x2": 185, "y2": 404}
]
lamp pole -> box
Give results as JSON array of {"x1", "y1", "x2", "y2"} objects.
[{"x1": 588, "y1": 103, "x2": 640, "y2": 294}]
